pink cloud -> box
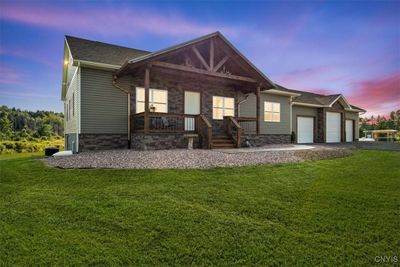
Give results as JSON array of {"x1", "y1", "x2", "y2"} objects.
[
  {"x1": 0, "y1": 3, "x2": 240, "y2": 38},
  {"x1": 0, "y1": 47, "x2": 56, "y2": 68},
  {"x1": 0, "y1": 66, "x2": 21, "y2": 84},
  {"x1": 277, "y1": 65, "x2": 334, "y2": 86},
  {"x1": 348, "y1": 72, "x2": 400, "y2": 116}
]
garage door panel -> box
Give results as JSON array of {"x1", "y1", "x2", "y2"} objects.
[
  {"x1": 326, "y1": 112, "x2": 341, "y2": 143},
  {"x1": 297, "y1": 117, "x2": 314, "y2": 144}
]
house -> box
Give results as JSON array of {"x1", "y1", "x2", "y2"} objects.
[{"x1": 61, "y1": 32, "x2": 366, "y2": 152}]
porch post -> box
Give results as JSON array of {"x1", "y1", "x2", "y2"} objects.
[
  {"x1": 144, "y1": 67, "x2": 150, "y2": 134},
  {"x1": 256, "y1": 85, "x2": 261, "y2": 135}
]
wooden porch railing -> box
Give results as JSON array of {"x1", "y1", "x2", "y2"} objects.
[
  {"x1": 132, "y1": 112, "x2": 198, "y2": 133},
  {"x1": 224, "y1": 116, "x2": 242, "y2": 148},
  {"x1": 132, "y1": 112, "x2": 213, "y2": 148},
  {"x1": 235, "y1": 117, "x2": 257, "y2": 134},
  {"x1": 197, "y1": 114, "x2": 213, "y2": 149}
]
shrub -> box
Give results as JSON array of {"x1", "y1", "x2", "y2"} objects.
[{"x1": 0, "y1": 137, "x2": 64, "y2": 154}]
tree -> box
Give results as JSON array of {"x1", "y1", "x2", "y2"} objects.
[
  {"x1": 37, "y1": 124, "x2": 53, "y2": 137},
  {"x1": 0, "y1": 110, "x2": 13, "y2": 140}
]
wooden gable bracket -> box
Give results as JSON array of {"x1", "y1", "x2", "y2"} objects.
[
  {"x1": 213, "y1": 55, "x2": 229, "y2": 72},
  {"x1": 150, "y1": 60, "x2": 257, "y2": 83},
  {"x1": 191, "y1": 39, "x2": 232, "y2": 73},
  {"x1": 192, "y1": 46, "x2": 210, "y2": 71}
]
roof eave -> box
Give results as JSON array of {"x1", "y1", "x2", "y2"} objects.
[{"x1": 262, "y1": 89, "x2": 301, "y2": 97}]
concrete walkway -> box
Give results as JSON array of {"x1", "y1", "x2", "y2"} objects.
[{"x1": 214, "y1": 145, "x2": 314, "y2": 154}]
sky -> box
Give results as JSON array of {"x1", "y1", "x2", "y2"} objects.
[{"x1": 0, "y1": 0, "x2": 399, "y2": 117}]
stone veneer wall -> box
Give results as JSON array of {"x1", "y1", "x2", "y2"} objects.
[
  {"x1": 79, "y1": 134, "x2": 128, "y2": 151},
  {"x1": 316, "y1": 108, "x2": 324, "y2": 143},
  {"x1": 131, "y1": 133, "x2": 200, "y2": 150},
  {"x1": 241, "y1": 134, "x2": 291, "y2": 147}
]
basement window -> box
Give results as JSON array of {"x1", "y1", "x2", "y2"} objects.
[
  {"x1": 264, "y1": 102, "x2": 280, "y2": 122},
  {"x1": 213, "y1": 96, "x2": 234, "y2": 120},
  {"x1": 136, "y1": 87, "x2": 168, "y2": 113}
]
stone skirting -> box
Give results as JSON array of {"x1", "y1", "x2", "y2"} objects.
[
  {"x1": 79, "y1": 134, "x2": 128, "y2": 151},
  {"x1": 131, "y1": 133, "x2": 200, "y2": 150},
  {"x1": 241, "y1": 134, "x2": 291, "y2": 147}
]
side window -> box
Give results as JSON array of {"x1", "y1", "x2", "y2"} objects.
[{"x1": 264, "y1": 102, "x2": 280, "y2": 122}]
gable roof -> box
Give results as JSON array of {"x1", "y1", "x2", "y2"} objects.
[
  {"x1": 65, "y1": 35, "x2": 151, "y2": 67},
  {"x1": 274, "y1": 84, "x2": 365, "y2": 111},
  {"x1": 61, "y1": 34, "x2": 365, "y2": 113},
  {"x1": 116, "y1": 31, "x2": 276, "y2": 89}
]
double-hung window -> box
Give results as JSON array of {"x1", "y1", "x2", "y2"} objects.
[
  {"x1": 136, "y1": 87, "x2": 168, "y2": 113},
  {"x1": 264, "y1": 102, "x2": 280, "y2": 122},
  {"x1": 212, "y1": 96, "x2": 234, "y2": 120}
]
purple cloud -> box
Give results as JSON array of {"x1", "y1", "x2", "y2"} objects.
[{"x1": 0, "y1": 3, "x2": 241, "y2": 38}]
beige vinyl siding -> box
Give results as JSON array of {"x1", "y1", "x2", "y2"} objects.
[
  {"x1": 239, "y1": 93, "x2": 291, "y2": 135},
  {"x1": 238, "y1": 93, "x2": 256, "y2": 117},
  {"x1": 80, "y1": 67, "x2": 130, "y2": 134},
  {"x1": 64, "y1": 67, "x2": 80, "y2": 134},
  {"x1": 345, "y1": 111, "x2": 360, "y2": 139},
  {"x1": 292, "y1": 106, "x2": 318, "y2": 136},
  {"x1": 260, "y1": 93, "x2": 291, "y2": 134},
  {"x1": 66, "y1": 53, "x2": 77, "y2": 86}
]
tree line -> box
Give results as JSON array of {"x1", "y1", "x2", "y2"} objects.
[{"x1": 0, "y1": 105, "x2": 64, "y2": 140}]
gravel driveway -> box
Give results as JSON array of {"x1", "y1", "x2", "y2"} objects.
[{"x1": 44, "y1": 145, "x2": 351, "y2": 169}]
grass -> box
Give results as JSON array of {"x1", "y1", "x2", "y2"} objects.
[{"x1": 0, "y1": 150, "x2": 399, "y2": 266}]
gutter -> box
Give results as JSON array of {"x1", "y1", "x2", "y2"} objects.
[{"x1": 112, "y1": 75, "x2": 131, "y2": 148}]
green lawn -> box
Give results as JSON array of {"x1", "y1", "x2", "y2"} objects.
[{"x1": 1, "y1": 150, "x2": 399, "y2": 266}]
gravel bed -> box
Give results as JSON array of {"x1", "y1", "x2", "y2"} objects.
[{"x1": 44, "y1": 146, "x2": 351, "y2": 169}]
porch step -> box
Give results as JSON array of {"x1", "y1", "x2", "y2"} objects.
[
  {"x1": 212, "y1": 143, "x2": 236, "y2": 148},
  {"x1": 212, "y1": 134, "x2": 236, "y2": 149}
]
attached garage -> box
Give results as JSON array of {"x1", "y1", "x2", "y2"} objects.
[
  {"x1": 297, "y1": 117, "x2": 314, "y2": 143},
  {"x1": 326, "y1": 112, "x2": 341, "y2": 143},
  {"x1": 346, "y1": 120, "x2": 354, "y2": 142}
]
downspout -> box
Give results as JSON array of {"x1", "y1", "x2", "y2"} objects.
[
  {"x1": 112, "y1": 75, "x2": 131, "y2": 148},
  {"x1": 237, "y1": 94, "x2": 250, "y2": 117}
]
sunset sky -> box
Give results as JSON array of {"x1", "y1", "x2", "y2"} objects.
[{"x1": 0, "y1": 0, "x2": 399, "y2": 117}]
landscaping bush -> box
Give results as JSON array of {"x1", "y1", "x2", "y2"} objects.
[{"x1": 0, "y1": 137, "x2": 64, "y2": 154}]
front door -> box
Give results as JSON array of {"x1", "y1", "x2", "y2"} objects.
[{"x1": 184, "y1": 91, "x2": 200, "y2": 131}]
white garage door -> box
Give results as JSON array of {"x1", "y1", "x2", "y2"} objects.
[
  {"x1": 297, "y1": 117, "x2": 314, "y2": 143},
  {"x1": 326, "y1": 112, "x2": 341, "y2": 143},
  {"x1": 346, "y1": 120, "x2": 353, "y2": 142}
]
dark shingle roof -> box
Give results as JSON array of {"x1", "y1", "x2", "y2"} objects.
[
  {"x1": 275, "y1": 84, "x2": 363, "y2": 110},
  {"x1": 65, "y1": 35, "x2": 151, "y2": 66}
]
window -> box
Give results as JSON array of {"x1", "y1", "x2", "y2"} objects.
[
  {"x1": 213, "y1": 96, "x2": 234, "y2": 120},
  {"x1": 264, "y1": 102, "x2": 280, "y2": 122},
  {"x1": 69, "y1": 100, "x2": 72, "y2": 120},
  {"x1": 72, "y1": 93, "x2": 75, "y2": 117},
  {"x1": 65, "y1": 103, "x2": 68, "y2": 121},
  {"x1": 136, "y1": 87, "x2": 168, "y2": 113}
]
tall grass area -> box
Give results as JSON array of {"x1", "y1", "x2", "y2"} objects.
[{"x1": 0, "y1": 136, "x2": 64, "y2": 154}]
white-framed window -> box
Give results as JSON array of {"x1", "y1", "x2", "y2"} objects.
[
  {"x1": 213, "y1": 96, "x2": 234, "y2": 120},
  {"x1": 264, "y1": 101, "x2": 280, "y2": 122},
  {"x1": 136, "y1": 87, "x2": 168, "y2": 113},
  {"x1": 72, "y1": 93, "x2": 75, "y2": 117},
  {"x1": 65, "y1": 103, "x2": 68, "y2": 121},
  {"x1": 69, "y1": 100, "x2": 72, "y2": 121}
]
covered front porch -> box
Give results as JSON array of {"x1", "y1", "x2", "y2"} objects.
[{"x1": 114, "y1": 32, "x2": 275, "y2": 149}]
